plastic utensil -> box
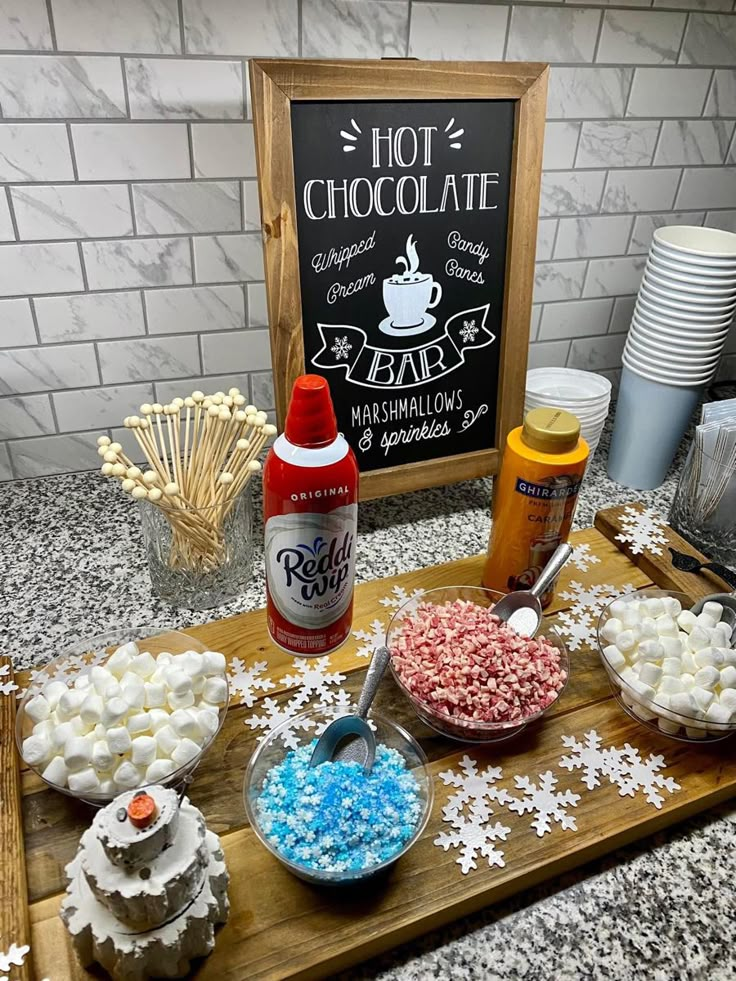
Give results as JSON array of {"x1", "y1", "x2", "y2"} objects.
[
  {"x1": 308, "y1": 644, "x2": 391, "y2": 774},
  {"x1": 491, "y1": 543, "x2": 573, "y2": 637}
]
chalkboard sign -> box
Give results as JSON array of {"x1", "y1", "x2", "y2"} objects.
[{"x1": 250, "y1": 60, "x2": 548, "y2": 499}]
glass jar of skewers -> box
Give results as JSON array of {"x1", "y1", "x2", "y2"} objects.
[{"x1": 670, "y1": 443, "x2": 736, "y2": 568}]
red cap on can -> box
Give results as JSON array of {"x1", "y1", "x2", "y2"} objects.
[{"x1": 284, "y1": 374, "x2": 338, "y2": 448}]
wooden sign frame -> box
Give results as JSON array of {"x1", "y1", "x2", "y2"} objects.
[{"x1": 250, "y1": 59, "x2": 548, "y2": 500}]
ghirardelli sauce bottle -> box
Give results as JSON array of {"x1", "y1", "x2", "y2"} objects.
[{"x1": 263, "y1": 375, "x2": 359, "y2": 655}]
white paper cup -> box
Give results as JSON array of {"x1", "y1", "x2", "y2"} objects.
[
  {"x1": 636, "y1": 294, "x2": 735, "y2": 325},
  {"x1": 654, "y1": 225, "x2": 736, "y2": 260},
  {"x1": 631, "y1": 318, "x2": 730, "y2": 349},
  {"x1": 644, "y1": 267, "x2": 736, "y2": 298},
  {"x1": 639, "y1": 285, "x2": 736, "y2": 316},
  {"x1": 622, "y1": 349, "x2": 718, "y2": 385},
  {"x1": 648, "y1": 254, "x2": 736, "y2": 287},
  {"x1": 525, "y1": 367, "x2": 612, "y2": 404},
  {"x1": 627, "y1": 333, "x2": 722, "y2": 368},
  {"x1": 641, "y1": 276, "x2": 736, "y2": 307}
]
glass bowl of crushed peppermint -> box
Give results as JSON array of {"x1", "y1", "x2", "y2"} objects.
[
  {"x1": 387, "y1": 586, "x2": 569, "y2": 742},
  {"x1": 244, "y1": 704, "x2": 433, "y2": 884}
]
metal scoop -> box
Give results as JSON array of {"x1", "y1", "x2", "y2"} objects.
[
  {"x1": 491, "y1": 543, "x2": 573, "y2": 637},
  {"x1": 308, "y1": 644, "x2": 391, "y2": 775}
]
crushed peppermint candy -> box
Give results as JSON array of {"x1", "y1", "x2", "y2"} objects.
[{"x1": 390, "y1": 599, "x2": 566, "y2": 724}]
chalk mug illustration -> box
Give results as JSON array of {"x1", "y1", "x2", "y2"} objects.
[{"x1": 380, "y1": 235, "x2": 442, "y2": 337}]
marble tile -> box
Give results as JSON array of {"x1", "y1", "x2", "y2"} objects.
[
  {"x1": 200, "y1": 328, "x2": 272, "y2": 373},
  {"x1": 0, "y1": 443, "x2": 11, "y2": 480},
  {"x1": 0, "y1": 393, "x2": 55, "y2": 438},
  {"x1": 182, "y1": 0, "x2": 298, "y2": 57},
  {"x1": 540, "y1": 171, "x2": 606, "y2": 217},
  {"x1": 193, "y1": 233, "x2": 265, "y2": 283},
  {"x1": 547, "y1": 67, "x2": 633, "y2": 118},
  {"x1": 0, "y1": 242, "x2": 84, "y2": 298},
  {"x1": 52, "y1": 0, "x2": 181, "y2": 54},
  {"x1": 704, "y1": 70, "x2": 736, "y2": 117},
  {"x1": 676, "y1": 167, "x2": 736, "y2": 211},
  {"x1": 302, "y1": 0, "x2": 409, "y2": 58},
  {"x1": 627, "y1": 68, "x2": 712, "y2": 117},
  {"x1": 242, "y1": 181, "x2": 261, "y2": 232},
  {"x1": 530, "y1": 304, "x2": 542, "y2": 341},
  {"x1": 654, "y1": 0, "x2": 732, "y2": 8},
  {"x1": 125, "y1": 58, "x2": 243, "y2": 120},
  {"x1": 145, "y1": 285, "x2": 245, "y2": 334},
  {"x1": 538, "y1": 298, "x2": 614, "y2": 340},
  {"x1": 9, "y1": 432, "x2": 101, "y2": 478},
  {"x1": 533, "y1": 261, "x2": 587, "y2": 303},
  {"x1": 192, "y1": 123, "x2": 256, "y2": 179},
  {"x1": 82, "y1": 238, "x2": 192, "y2": 290},
  {"x1": 53, "y1": 382, "x2": 155, "y2": 432},
  {"x1": 11, "y1": 184, "x2": 133, "y2": 240},
  {"x1": 0, "y1": 55, "x2": 126, "y2": 118},
  {"x1": 72, "y1": 123, "x2": 191, "y2": 180},
  {"x1": 0, "y1": 189, "x2": 14, "y2": 241},
  {"x1": 154, "y1": 373, "x2": 249, "y2": 404},
  {"x1": 507, "y1": 6, "x2": 600, "y2": 62},
  {"x1": 554, "y1": 216, "x2": 634, "y2": 259},
  {"x1": 583, "y1": 255, "x2": 646, "y2": 297},
  {"x1": 576, "y1": 120, "x2": 659, "y2": 168},
  {"x1": 0, "y1": 124, "x2": 73, "y2": 181},
  {"x1": 97, "y1": 335, "x2": 201, "y2": 383},
  {"x1": 527, "y1": 339, "x2": 570, "y2": 370},
  {"x1": 0, "y1": 298, "x2": 36, "y2": 347},
  {"x1": 629, "y1": 211, "x2": 705, "y2": 254},
  {"x1": 565, "y1": 0, "x2": 649, "y2": 6},
  {"x1": 35, "y1": 291, "x2": 146, "y2": 343},
  {"x1": 247, "y1": 282, "x2": 268, "y2": 327},
  {"x1": 655, "y1": 120, "x2": 734, "y2": 166},
  {"x1": 250, "y1": 371, "x2": 274, "y2": 411},
  {"x1": 0, "y1": 343, "x2": 98, "y2": 395},
  {"x1": 608, "y1": 294, "x2": 637, "y2": 333},
  {"x1": 408, "y1": 2, "x2": 508, "y2": 59},
  {"x1": 601, "y1": 168, "x2": 681, "y2": 214},
  {"x1": 543, "y1": 122, "x2": 580, "y2": 170},
  {"x1": 568, "y1": 332, "x2": 626, "y2": 371},
  {"x1": 536, "y1": 220, "x2": 557, "y2": 261},
  {"x1": 705, "y1": 210, "x2": 736, "y2": 233},
  {"x1": 597, "y1": 10, "x2": 686, "y2": 65},
  {"x1": 681, "y1": 14, "x2": 736, "y2": 66},
  {"x1": 132, "y1": 181, "x2": 240, "y2": 235},
  {"x1": 0, "y1": 0, "x2": 52, "y2": 49}
]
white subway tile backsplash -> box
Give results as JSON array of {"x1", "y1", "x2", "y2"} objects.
[
  {"x1": 145, "y1": 285, "x2": 245, "y2": 334},
  {"x1": 536, "y1": 220, "x2": 557, "y2": 261},
  {"x1": 548, "y1": 67, "x2": 633, "y2": 118},
  {"x1": 0, "y1": 124, "x2": 74, "y2": 181},
  {"x1": 0, "y1": 443, "x2": 11, "y2": 480},
  {"x1": 530, "y1": 305, "x2": 542, "y2": 341},
  {"x1": 11, "y1": 184, "x2": 133, "y2": 240},
  {"x1": 681, "y1": 14, "x2": 736, "y2": 67},
  {"x1": 0, "y1": 393, "x2": 54, "y2": 438},
  {"x1": 576, "y1": 121, "x2": 659, "y2": 168},
  {"x1": 654, "y1": 121, "x2": 734, "y2": 166},
  {"x1": 97, "y1": 335, "x2": 200, "y2": 383},
  {"x1": 0, "y1": 0, "x2": 52, "y2": 49},
  {"x1": 627, "y1": 68, "x2": 712, "y2": 117},
  {"x1": 601, "y1": 168, "x2": 681, "y2": 213},
  {"x1": 554, "y1": 216, "x2": 633, "y2": 258},
  {"x1": 653, "y1": 0, "x2": 732, "y2": 8},
  {"x1": 704, "y1": 70, "x2": 736, "y2": 117},
  {"x1": 543, "y1": 122, "x2": 581, "y2": 170},
  {"x1": 250, "y1": 371, "x2": 274, "y2": 411},
  {"x1": 53, "y1": 382, "x2": 154, "y2": 431},
  {"x1": 51, "y1": 0, "x2": 181, "y2": 54},
  {"x1": 675, "y1": 168, "x2": 736, "y2": 211},
  {"x1": 302, "y1": 0, "x2": 409, "y2": 58},
  {"x1": 193, "y1": 234, "x2": 265, "y2": 283},
  {"x1": 247, "y1": 282, "x2": 268, "y2": 327},
  {"x1": 201, "y1": 328, "x2": 272, "y2": 373},
  {"x1": 527, "y1": 340, "x2": 570, "y2": 370},
  {"x1": 182, "y1": 0, "x2": 299, "y2": 57},
  {"x1": 0, "y1": 242, "x2": 84, "y2": 297},
  {"x1": 0, "y1": 343, "x2": 98, "y2": 395},
  {"x1": 132, "y1": 182, "x2": 241, "y2": 235},
  {"x1": 34, "y1": 291, "x2": 146, "y2": 343},
  {"x1": 0, "y1": 189, "x2": 14, "y2": 241},
  {"x1": 540, "y1": 171, "x2": 606, "y2": 217},
  {"x1": 242, "y1": 181, "x2": 261, "y2": 233},
  {"x1": 408, "y1": 2, "x2": 508, "y2": 60},
  {"x1": 538, "y1": 298, "x2": 613, "y2": 340},
  {"x1": 568, "y1": 332, "x2": 626, "y2": 371},
  {"x1": 583, "y1": 255, "x2": 646, "y2": 297},
  {"x1": 608, "y1": 295, "x2": 636, "y2": 333},
  {"x1": 509, "y1": 7, "x2": 600, "y2": 63},
  {"x1": 706, "y1": 210, "x2": 736, "y2": 233},
  {"x1": 628, "y1": 211, "x2": 705, "y2": 254},
  {"x1": 82, "y1": 238, "x2": 192, "y2": 290},
  {"x1": 72, "y1": 123, "x2": 191, "y2": 180},
  {"x1": 596, "y1": 10, "x2": 686, "y2": 65},
  {"x1": 191, "y1": 123, "x2": 256, "y2": 179},
  {"x1": 0, "y1": 55, "x2": 126, "y2": 118},
  {"x1": 1, "y1": 298, "x2": 36, "y2": 347},
  {"x1": 125, "y1": 58, "x2": 243, "y2": 120},
  {"x1": 9, "y1": 431, "x2": 101, "y2": 477},
  {"x1": 533, "y1": 261, "x2": 587, "y2": 303},
  {"x1": 153, "y1": 374, "x2": 249, "y2": 404}
]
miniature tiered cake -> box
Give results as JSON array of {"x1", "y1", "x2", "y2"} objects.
[{"x1": 61, "y1": 785, "x2": 229, "y2": 980}]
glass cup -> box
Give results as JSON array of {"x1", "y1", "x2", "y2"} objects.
[{"x1": 670, "y1": 445, "x2": 736, "y2": 568}]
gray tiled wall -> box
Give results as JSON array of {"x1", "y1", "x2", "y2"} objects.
[{"x1": 0, "y1": 0, "x2": 735, "y2": 479}]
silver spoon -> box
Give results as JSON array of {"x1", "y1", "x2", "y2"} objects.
[
  {"x1": 690, "y1": 593, "x2": 736, "y2": 646},
  {"x1": 491, "y1": 543, "x2": 574, "y2": 637},
  {"x1": 309, "y1": 644, "x2": 391, "y2": 775}
]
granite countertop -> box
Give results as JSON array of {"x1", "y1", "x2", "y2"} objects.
[{"x1": 3, "y1": 421, "x2": 735, "y2": 980}]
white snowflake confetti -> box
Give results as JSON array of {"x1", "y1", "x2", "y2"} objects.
[
  {"x1": 227, "y1": 657, "x2": 275, "y2": 708},
  {"x1": 609, "y1": 744, "x2": 680, "y2": 809},
  {"x1": 559, "y1": 730, "x2": 625, "y2": 790},
  {"x1": 438, "y1": 755, "x2": 512, "y2": 816},
  {"x1": 378, "y1": 585, "x2": 424, "y2": 610},
  {"x1": 569, "y1": 543, "x2": 602, "y2": 573},
  {"x1": 505, "y1": 770, "x2": 580, "y2": 837},
  {"x1": 0, "y1": 944, "x2": 29, "y2": 975},
  {"x1": 331, "y1": 335, "x2": 353, "y2": 360},
  {"x1": 281, "y1": 656, "x2": 346, "y2": 703},
  {"x1": 434, "y1": 801, "x2": 510, "y2": 874},
  {"x1": 0, "y1": 663, "x2": 18, "y2": 697},
  {"x1": 615, "y1": 506, "x2": 669, "y2": 557},
  {"x1": 352, "y1": 619, "x2": 386, "y2": 658},
  {"x1": 559, "y1": 581, "x2": 617, "y2": 616},
  {"x1": 245, "y1": 694, "x2": 313, "y2": 750},
  {"x1": 459, "y1": 319, "x2": 479, "y2": 343},
  {"x1": 554, "y1": 610, "x2": 595, "y2": 652}
]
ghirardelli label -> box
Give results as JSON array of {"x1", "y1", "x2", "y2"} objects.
[{"x1": 265, "y1": 505, "x2": 358, "y2": 630}]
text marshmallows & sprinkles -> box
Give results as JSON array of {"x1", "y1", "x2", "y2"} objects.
[{"x1": 391, "y1": 600, "x2": 566, "y2": 723}]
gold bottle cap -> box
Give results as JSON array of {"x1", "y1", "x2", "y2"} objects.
[{"x1": 522, "y1": 407, "x2": 581, "y2": 454}]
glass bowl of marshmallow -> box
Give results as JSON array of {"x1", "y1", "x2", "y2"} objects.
[
  {"x1": 597, "y1": 588, "x2": 736, "y2": 742},
  {"x1": 16, "y1": 627, "x2": 229, "y2": 803}
]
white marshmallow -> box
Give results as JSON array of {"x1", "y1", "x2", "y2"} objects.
[
  {"x1": 687, "y1": 626, "x2": 711, "y2": 652},
  {"x1": 64, "y1": 735, "x2": 93, "y2": 772},
  {"x1": 691, "y1": 686, "x2": 715, "y2": 711},
  {"x1": 113, "y1": 761, "x2": 143, "y2": 788},
  {"x1": 25, "y1": 693, "x2": 51, "y2": 723},
  {"x1": 658, "y1": 717, "x2": 682, "y2": 735},
  {"x1": 639, "y1": 662, "x2": 662, "y2": 687},
  {"x1": 603, "y1": 645, "x2": 627, "y2": 671},
  {"x1": 157, "y1": 651, "x2": 173, "y2": 666},
  {"x1": 68, "y1": 767, "x2": 100, "y2": 794},
  {"x1": 203, "y1": 650, "x2": 227, "y2": 676},
  {"x1": 101, "y1": 696, "x2": 129, "y2": 727},
  {"x1": 169, "y1": 709, "x2": 201, "y2": 739},
  {"x1": 106, "y1": 645, "x2": 133, "y2": 678},
  {"x1": 148, "y1": 708, "x2": 170, "y2": 733},
  {"x1": 720, "y1": 665, "x2": 736, "y2": 690},
  {"x1": 91, "y1": 740, "x2": 114, "y2": 771},
  {"x1": 107, "y1": 726, "x2": 132, "y2": 755},
  {"x1": 695, "y1": 612, "x2": 717, "y2": 631},
  {"x1": 670, "y1": 692, "x2": 695, "y2": 716},
  {"x1": 609, "y1": 599, "x2": 629, "y2": 619},
  {"x1": 32, "y1": 719, "x2": 54, "y2": 741},
  {"x1": 639, "y1": 618, "x2": 658, "y2": 639},
  {"x1": 164, "y1": 668, "x2": 191, "y2": 696},
  {"x1": 622, "y1": 607, "x2": 641, "y2": 629},
  {"x1": 719, "y1": 688, "x2": 736, "y2": 713},
  {"x1": 705, "y1": 701, "x2": 732, "y2": 725},
  {"x1": 42, "y1": 680, "x2": 68, "y2": 710},
  {"x1": 197, "y1": 708, "x2": 219, "y2": 738},
  {"x1": 22, "y1": 734, "x2": 51, "y2": 767},
  {"x1": 685, "y1": 726, "x2": 708, "y2": 740},
  {"x1": 694, "y1": 665, "x2": 720, "y2": 691},
  {"x1": 661, "y1": 636, "x2": 684, "y2": 659},
  {"x1": 662, "y1": 597, "x2": 682, "y2": 617},
  {"x1": 202, "y1": 675, "x2": 228, "y2": 705},
  {"x1": 73, "y1": 674, "x2": 91, "y2": 691},
  {"x1": 181, "y1": 651, "x2": 206, "y2": 679},
  {"x1": 144, "y1": 682, "x2": 166, "y2": 708},
  {"x1": 154, "y1": 725, "x2": 179, "y2": 757},
  {"x1": 126, "y1": 711, "x2": 151, "y2": 735},
  {"x1": 632, "y1": 701, "x2": 657, "y2": 722},
  {"x1": 170, "y1": 653, "x2": 189, "y2": 670},
  {"x1": 658, "y1": 676, "x2": 685, "y2": 695},
  {"x1": 42, "y1": 755, "x2": 69, "y2": 787},
  {"x1": 130, "y1": 651, "x2": 157, "y2": 679},
  {"x1": 51, "y1": 720, "x2": 74, "y2": 751},
  {"x1": 79, "y1": 694, "x2": 103, "y2": 726},
  {"x1": 711, "y1": 626, "x2": 731, "y2": 648},
  {"x1": 703, "y1": 601, "x2": 724, "y2": 622},
  {"x1": 171, "y1": 738, "x2": 200, "y2": 767},
  {"x1": 680, "y1": 653, "x2": 697, "y2": 674},
  {"x1": 662, "y1": 658, "x2": 682, "y2": 678},
  {"x1": 694, "y1": 648, "x2": 723, "y2": 669},
  {"x1": 104, "y1": 681, "x2": 123, "y2": 701},
  {"x1": 90, "y1": 666, "x2": 114, "y2": 695},
  {"x1": 656, "y1": 616, "x2": 678, "y2": 638},
  {"x1": 677, "y1": 610, "x2": 698, "y2": 634},
  {"x1": 636, "y1": 640, "x2": 664, "y2": 663},
  {"x1": 643, "y1": 597, "x2": 665, "y2": 618},
  {"x1": 721, "y1": 648, "x2": 736, "y2": 668},
  {"x1": 145, "y1": 759, "x2": 176, "y2": 783},
  {"x1": 620, "y1": 666, "x2": 638, "y2": 687},
  {"x1": 167, "y1": 689, "x2": 195, "y2": 710},
  {"x1": 99, "y1": 779, "x2": 116, "y2": 795},
  {"x1": 192, "y1": 676, "x2": 205, "y2": 695},
  {"x1": 131, "y1": 735, "x2": 157, "y2": 767},
  {"x1": 630, "y1": 679, "x2": 656, "y2": 703}
]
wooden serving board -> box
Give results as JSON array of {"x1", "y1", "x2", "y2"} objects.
[{"x1": 8, "y1": 505, "x2": 736, "y2": 981}]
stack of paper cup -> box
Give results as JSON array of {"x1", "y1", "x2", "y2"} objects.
[
  {"x1": 525, "y1": 367, "x2": 612, "y2": 467},
  {"x1": 609, "y1": 225, "x2": 736, "y2": 490}
]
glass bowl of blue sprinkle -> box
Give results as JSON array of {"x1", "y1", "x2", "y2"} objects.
[{"x1": 244, "y1": 704, "x2": 433, "y2": 884}]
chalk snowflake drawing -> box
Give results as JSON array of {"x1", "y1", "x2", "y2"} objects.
[
  {"x1": 353, "y1": 619, "x2": 386, "y2": 659},
  {"x1": 245, "y1": 694, "x2": 314, "y2": 750},
  {"x1": 378, "y1": 585, "x2": 424, "y2": 610},
  {"x1": 330, "y1": 335, "x2": 352, "y2": 361},
  {"x1": 227, "y1": 657, "x2": 275, "y2": 708},
  {"x1": 444, "y1": 117, "x2": 465, "y2": 150},
  {"x1": 609, "y1": 745, "x2": 681, "y2": 809},
  {"x1": 569, "y1": 543, "x2": 602, "y2": 573},
  {"x1": 559, "y1": 730, "x2": 625, "y2": 790},
  {"x1": 0, "y1": 663, "x2": 18, "y2": 697},
  {"x1": 281, "y1": 657, "x2": 347, "y2": 704},
  {"x1": 505, "y1": 771, "x2": 581, "y2": 837},
  {"x1": 460, "y1": 319, "x2": 479, "y2": 343},
  {"x1": 434, "y1": 801, "x2": 510, "y2": 874},
  {"x1": 340, "y1": 117, "x2": 362, "y2": 152},
  {"x1": 615, "y1": 506, "x2": 669, "y2": 557},
  {"x1": 438, "y1": 755, "x2": 512, "y2": 816},
  {"x1": 554, "y1": 610, "x2": 595, "y2": 652}
]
